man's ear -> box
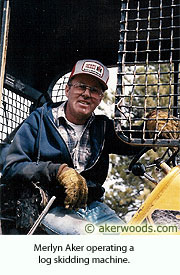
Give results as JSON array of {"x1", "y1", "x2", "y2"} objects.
[
  {"x1": 65, "y1": 85, "x2": 70, "y2": 98},
  {"x1": 99, "y1": 92, "x2": 105, "y2": 103}
]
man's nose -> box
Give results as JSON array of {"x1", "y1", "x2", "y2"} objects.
[{"x1": 82, "y1": 87, "x2": 91, "y2": 97}]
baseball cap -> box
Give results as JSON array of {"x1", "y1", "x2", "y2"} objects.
[{"x1": 69, "y1": 59, "x2": 109, "y2": 90}]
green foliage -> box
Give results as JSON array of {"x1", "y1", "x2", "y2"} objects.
[{"x1": 132, "y1": 64, "x2": 173, "y2": 119}]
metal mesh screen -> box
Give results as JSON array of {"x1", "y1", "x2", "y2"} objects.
[
  {"x1": 114, "y1": 0, "x2": 180, "y2": 147},
  {"x1": 0, "y1": 88, "x2": 32, "y2": 142},
  {"x1": 51, "y1": 74, "x2": 69, "y2": 103},
  {"x1": 0, "y1": 73, "x2": 69, "y2": 144}
]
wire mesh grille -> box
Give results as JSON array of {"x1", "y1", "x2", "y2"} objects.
[
  {"x1": 0, "y1": 88, "x2": 32, "y2": 142},
  {"x1": 114, "y1": 0, "x2": 180, "y2": 147},
  {"x1": 51, "y1": 74, "x2": 69, "y2": 103},
  {"x1": 0, "y1": 75, "x2": 69, "y2": 143}
]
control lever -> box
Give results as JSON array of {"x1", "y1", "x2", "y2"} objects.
[{"x1": 131, "y1": 162, "x2": 158, "y2": 184}]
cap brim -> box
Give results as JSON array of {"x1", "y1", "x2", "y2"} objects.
[{"x1": 69, "y1": 72, "x2": 108, "y2": 90}]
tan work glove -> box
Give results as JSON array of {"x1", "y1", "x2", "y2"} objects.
[{"x1": 57, "y1": 164, "x2": 88, "y2": 210}]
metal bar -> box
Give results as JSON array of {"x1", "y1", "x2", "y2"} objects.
[
  {"x1": 124, "y1": 59, "x2": 180, "y2": 65},
  {"x1": 173, "y1": 62, "x2": 179, "y2": 117},
  {"x1": 4, "y1": 74, "x2": 47, "y2": 104},
  {"x1": 0, "y1": 0, "x2": 10, "y2": 106},
  {"x1": 27, "y1": 196, "x2": 56, "y2": 235},
  {"x1": 121, "y1": 4, "x2": 180, "y2": 12},
  {"x1": 142, "y1": 0, "x2": 151, "y2": 140},
  {"x1": 117, "y1": 0, "x2": 128, "y2": 95},
  {"x1": 115, "y1": 0, "x2": 128, "y2": 136},
  {"x1": 130, "y1": 0, "x2": 140, "y2": 141}
]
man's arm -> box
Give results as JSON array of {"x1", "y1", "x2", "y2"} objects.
[
  {"x1": 2, "y1": 109, "x2": 88, "y2": 209},
  {"x1": 2, "y1": 115, "x2": 60, "y2": 188},
  {"x1": 105, "y1": 119, "x2": 145, "y2": 156}
]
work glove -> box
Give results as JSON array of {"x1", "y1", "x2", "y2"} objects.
[
  {"x1": 146, "y1": 110, "x2": 179, "y2": 140},
  {"x1": 57, "y1": 164, "x2": 88, "y2": 210}
]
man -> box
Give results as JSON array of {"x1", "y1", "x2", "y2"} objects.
[{"x1": 2, "y1": 59, "x2": 142, "y2": 234}]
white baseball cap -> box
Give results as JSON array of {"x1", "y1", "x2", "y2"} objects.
[{"x1": 69, "y1": 59, "x2": 109, "y2": 90}]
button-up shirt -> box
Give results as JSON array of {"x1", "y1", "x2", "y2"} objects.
[{"x1": 52, "y1": 102, "x2": 94, "y2": 172}]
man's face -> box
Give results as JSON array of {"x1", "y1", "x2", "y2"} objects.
[{"x1": 65, "y1": 74, "x2": 104, "y2": 124}]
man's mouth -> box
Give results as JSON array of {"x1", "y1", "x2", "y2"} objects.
[{"x1": 78, "y1": 101, "x2": 90, "y2": 106}]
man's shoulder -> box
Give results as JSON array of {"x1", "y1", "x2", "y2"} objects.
[
  {"x1": 94, "y1": 114, "x2": 111, "y2": 122},
  {"x1": 94, "y1": 114, "x2": 114, "y2": 128},
  {"x1": 31, "y1": 101, "x2": 64, "y2": 116},
  {"x1": 45, "y1": 101, "x2": 64, "y2": 110}
]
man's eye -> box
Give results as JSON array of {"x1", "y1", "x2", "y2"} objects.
[
  {"x1": 91, "y1": 88, "x2": 98, "y2": 93},
  {"x1": 79, "y1": 84, "x2": 86, "y2": 90}
]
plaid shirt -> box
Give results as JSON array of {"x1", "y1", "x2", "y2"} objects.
[{"x1": 52, "y1": 102, "x2": 94, "y2": 172}]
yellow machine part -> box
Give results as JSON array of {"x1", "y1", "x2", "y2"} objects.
[{"x1": 127, "y1": 165, "x2": 180, "y2": 234}]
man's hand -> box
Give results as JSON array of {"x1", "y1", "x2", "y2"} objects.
[
  {"x1": 146, "y1": 110, "x2": 179, "y2": 139},
  {"x1": 57, "y1": 164, "x2": 88, "y2": 210}
]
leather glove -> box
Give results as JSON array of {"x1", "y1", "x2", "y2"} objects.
[
  {"x1": 57, "y1": 164, "x2": 88, "y2": 210},
  {"x1": 146, "y1": 110, "x2": 179, "y2": 139}
]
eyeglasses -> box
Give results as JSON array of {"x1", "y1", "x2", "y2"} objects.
[{"x1": 68, "y1": 82, "x2": 104, "y2": 99}]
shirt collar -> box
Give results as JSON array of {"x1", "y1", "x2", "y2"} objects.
[{"x1": 53, "y1": 101, "x2": 95, "y2": 127}]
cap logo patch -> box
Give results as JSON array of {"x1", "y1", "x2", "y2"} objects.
[{"x1": 82, "y1": 61, "x2": 104, "y2": 78}]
